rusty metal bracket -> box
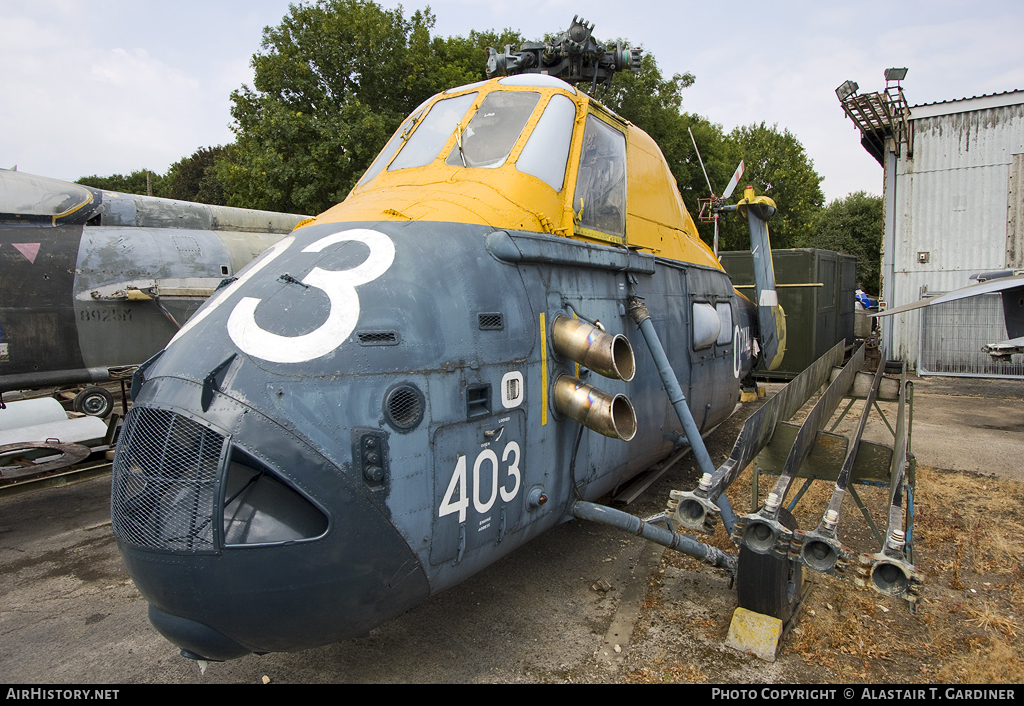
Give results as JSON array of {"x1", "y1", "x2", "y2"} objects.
[{"x1": 0, "y1": 441, "x2": 91, "y2": 480}]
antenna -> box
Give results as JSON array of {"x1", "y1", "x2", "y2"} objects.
[
  {"x1": 688, "y1": 127, "x2": 714, "y2": 197},
  {"x1": 689, "y1": 128, "x2": 744, "y2": 258}
]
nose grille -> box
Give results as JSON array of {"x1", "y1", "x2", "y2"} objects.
[{"x1": 111, "y1": 407, "x2": 226, "y2": 553}]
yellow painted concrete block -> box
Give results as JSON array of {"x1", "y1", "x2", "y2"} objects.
[{"x1": 725, "y1": 607, "x2": 783, "y2": 662}]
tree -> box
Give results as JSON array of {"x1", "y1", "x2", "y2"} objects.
[
  {"x1": 725, "y1": 122, "x2": 825, "y2": 251},
  {"x1": 76, "y1": 169, "x2": 163, "y2": 196},
  {"x1": 798, "y1": 191, "x2": 884, "y2": 294},
  {"x1": 218, "y1": 0, "x2": 521, "y2": 215},
  {"x1": 162, "y1": 146, "x2": 229, "y2": 205}
]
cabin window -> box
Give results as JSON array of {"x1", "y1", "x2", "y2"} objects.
[
  {"x1": 716, "y1": 302, "x2": 733, "y2": 346},
  {"x1": 445, "y1": 91, "x2": 540, "y2": 169},
  {"x1": 516, "y1": 94, "x2": 577, "y2": 192},
  {"x1": 573, "y1": 115, "x2": 626, "y2": 237},
  {"x1": 388, "y1": 92, "x2": 478, "y2": 171},
  {"x1": 692, "y1": 302, "x2": 722, "y2": 350}
]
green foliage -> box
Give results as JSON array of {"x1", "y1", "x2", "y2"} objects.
[
  {"x1": 76, "y1": 148, "x2": 229, "y2": 205},
  {"x1": 76, "y1": 5, "x2": 833, "y2": 248},
  {"x1": 218, "y1": 0, "x2": 522, "y2": 214},
  {"x1": 726, "y1": 122, "x2": 825, "y2": 251},
  {"x1": 585, "y1": 53, "x2": 825, "y2": 254},
  {"x1": 798, "y1": 191, "x2": 884, "y2": 294},
  {"x1": 162, "y1": 146, "x2": 229, "y2": 205},
  {"x1": 76, "y1": 170, "x2": 163, "y2": 196}
]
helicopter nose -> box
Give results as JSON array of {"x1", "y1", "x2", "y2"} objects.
[{"x1": 111, "y1": 393, "x2": 430, "y2": 660}]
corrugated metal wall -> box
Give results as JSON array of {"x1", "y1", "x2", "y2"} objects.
[{"x1": 890, "y1": 101, "x2": 1024, "y2": 370}]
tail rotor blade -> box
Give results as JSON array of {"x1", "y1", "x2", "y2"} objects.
[{"x1": 721, "y1": 160, "x2": 745, "y2": 201}]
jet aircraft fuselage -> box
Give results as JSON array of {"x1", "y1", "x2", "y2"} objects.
[{"x1": 0, "y1": 170, "x2": 305, "y2": 395}]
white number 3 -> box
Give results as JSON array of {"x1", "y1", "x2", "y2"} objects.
[{"x1": 227, "y1": 228, "x2": 395, "y2": 363}]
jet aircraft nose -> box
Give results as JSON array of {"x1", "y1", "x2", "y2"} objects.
[{"x1": 110, "y1": 377, "x2": 430, "y2": 660}]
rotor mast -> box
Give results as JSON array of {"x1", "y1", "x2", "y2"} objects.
[{"x1": 486, "y1": 16, "x2": 642, "y2": 89}]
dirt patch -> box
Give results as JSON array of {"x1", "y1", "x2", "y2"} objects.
[{"x1": 617, "y1": 442, "x2": 1024, "y2": 683}]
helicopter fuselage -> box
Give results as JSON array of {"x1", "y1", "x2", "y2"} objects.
[{"x1": 112, "y1": 74, "x2": 760, "y2": 660}]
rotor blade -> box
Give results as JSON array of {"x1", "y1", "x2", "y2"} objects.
[
  {"x1": 688, "y1": 127, "x2": 714, "y2": 196},
  {"x1": 721, "y1": 161, "x2": 745, "y2": 200},
  {"x1": 871, "y1": 274, "x2": 1024, "y2": 317}
]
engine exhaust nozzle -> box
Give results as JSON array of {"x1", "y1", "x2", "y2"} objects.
[
  {"x1": 553, "y1": 375, "x2": 636, "y2": 441},
  {"x1": 551, "y1": 316, "x2": 635, "y2": 381}
]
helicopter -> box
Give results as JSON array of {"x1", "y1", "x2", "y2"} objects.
[
  {"x1": 110, "y1": 17, "x2": 819, "y2": 662},
  {"x1": 0, "y1": 169, "x2": 305, "y2": 416}
]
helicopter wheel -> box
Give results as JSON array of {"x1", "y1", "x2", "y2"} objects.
[
  {"x1": 73, "y1": 386, "x2": 114, "y2": 418},
  {"x1": 736, "y1": 508, "x2": 803, "y2": 624}
]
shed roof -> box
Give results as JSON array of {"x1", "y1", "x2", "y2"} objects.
[{"x1": 911, "y1": 89, "x2": 1024, "y2": 120}]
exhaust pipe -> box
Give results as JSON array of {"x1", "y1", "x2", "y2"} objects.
[
  {"x1": 553, "y1": 375, "x2": 636, "y2": 441},
  {"x1": 801, "y1": 538, "x2": 841, "y2": 574},
  {"x1": 870, "y1": 560, "x2": 912, "y2": 596},
  {"x1": 551, "y1": 316, "x2": 635, "y2": 381}
]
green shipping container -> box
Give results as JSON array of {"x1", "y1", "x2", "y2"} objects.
[{"x1": 720, "y1": 248, "x2": 856, "y2": 378}]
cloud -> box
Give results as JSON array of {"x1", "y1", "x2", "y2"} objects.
[{"x1": 0, "y1": 5, "x2": 243, "y2": 181}]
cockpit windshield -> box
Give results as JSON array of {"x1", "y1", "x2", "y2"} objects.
[
  {"x1": 516, "y1": 94, "x2": 576, "y2": 192},
  {"x1": 444, "y1": 91, "x2": 539, "y2": 169},
  {"x1": 356, "y1": 78, "x2": 578, "y2": 196},
  {"x1": 387, "y1": 92, "x2": 478, "y2": 172}
]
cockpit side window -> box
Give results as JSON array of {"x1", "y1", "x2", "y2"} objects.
[
  {"x1": 357, "y1": 118, "x2": 413, "y2": 188},
  {"x1": 388, "y1": 92, "x2": 478, "y2": 172},
  {"x1": 516, "y1": 94, "x2": 577, "y2": 192},
  {"x1": 573, "y1": 115, "x2": 627, "y2": 238},
  {"x1": 445, "y1": 91, "x2": 540, "y2": 169}
]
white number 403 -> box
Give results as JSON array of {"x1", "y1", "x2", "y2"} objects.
[{"x1": 439, "y1": 442, "x2": 521, "y2": 523}]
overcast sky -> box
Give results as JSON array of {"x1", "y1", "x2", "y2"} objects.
[{"x1": 3, "y1": 0, "x2": 1023, "y2": 204}]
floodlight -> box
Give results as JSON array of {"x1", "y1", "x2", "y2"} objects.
[
  {"x1": 835, "y1": 80, "x2": 859, "y2": 102},
  {"x1": 884, "y1": 67, "x2": 908, "y2": 82}
]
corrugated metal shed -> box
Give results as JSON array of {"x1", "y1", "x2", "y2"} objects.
[{"x1": 886, "y1": 94, "x2": 1024, "y2": 370}]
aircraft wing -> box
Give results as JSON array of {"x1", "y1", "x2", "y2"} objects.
[{"x1": 870, "y1": 273, "x2": 1024, "y2": 317}]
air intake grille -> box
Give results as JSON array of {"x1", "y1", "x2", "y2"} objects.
[
  {"x1": 111, "y1": 407, "x2": 226, "y2": 553},
  {"x1": 478, "y1": 313, "x2": 504, "y2": 330},
  {"x1": 383, "y1": 384, "x2": 425, "y2": 432},
  {"x1": 357, "y1": 330, "x2": 400, "y2": 346}
]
